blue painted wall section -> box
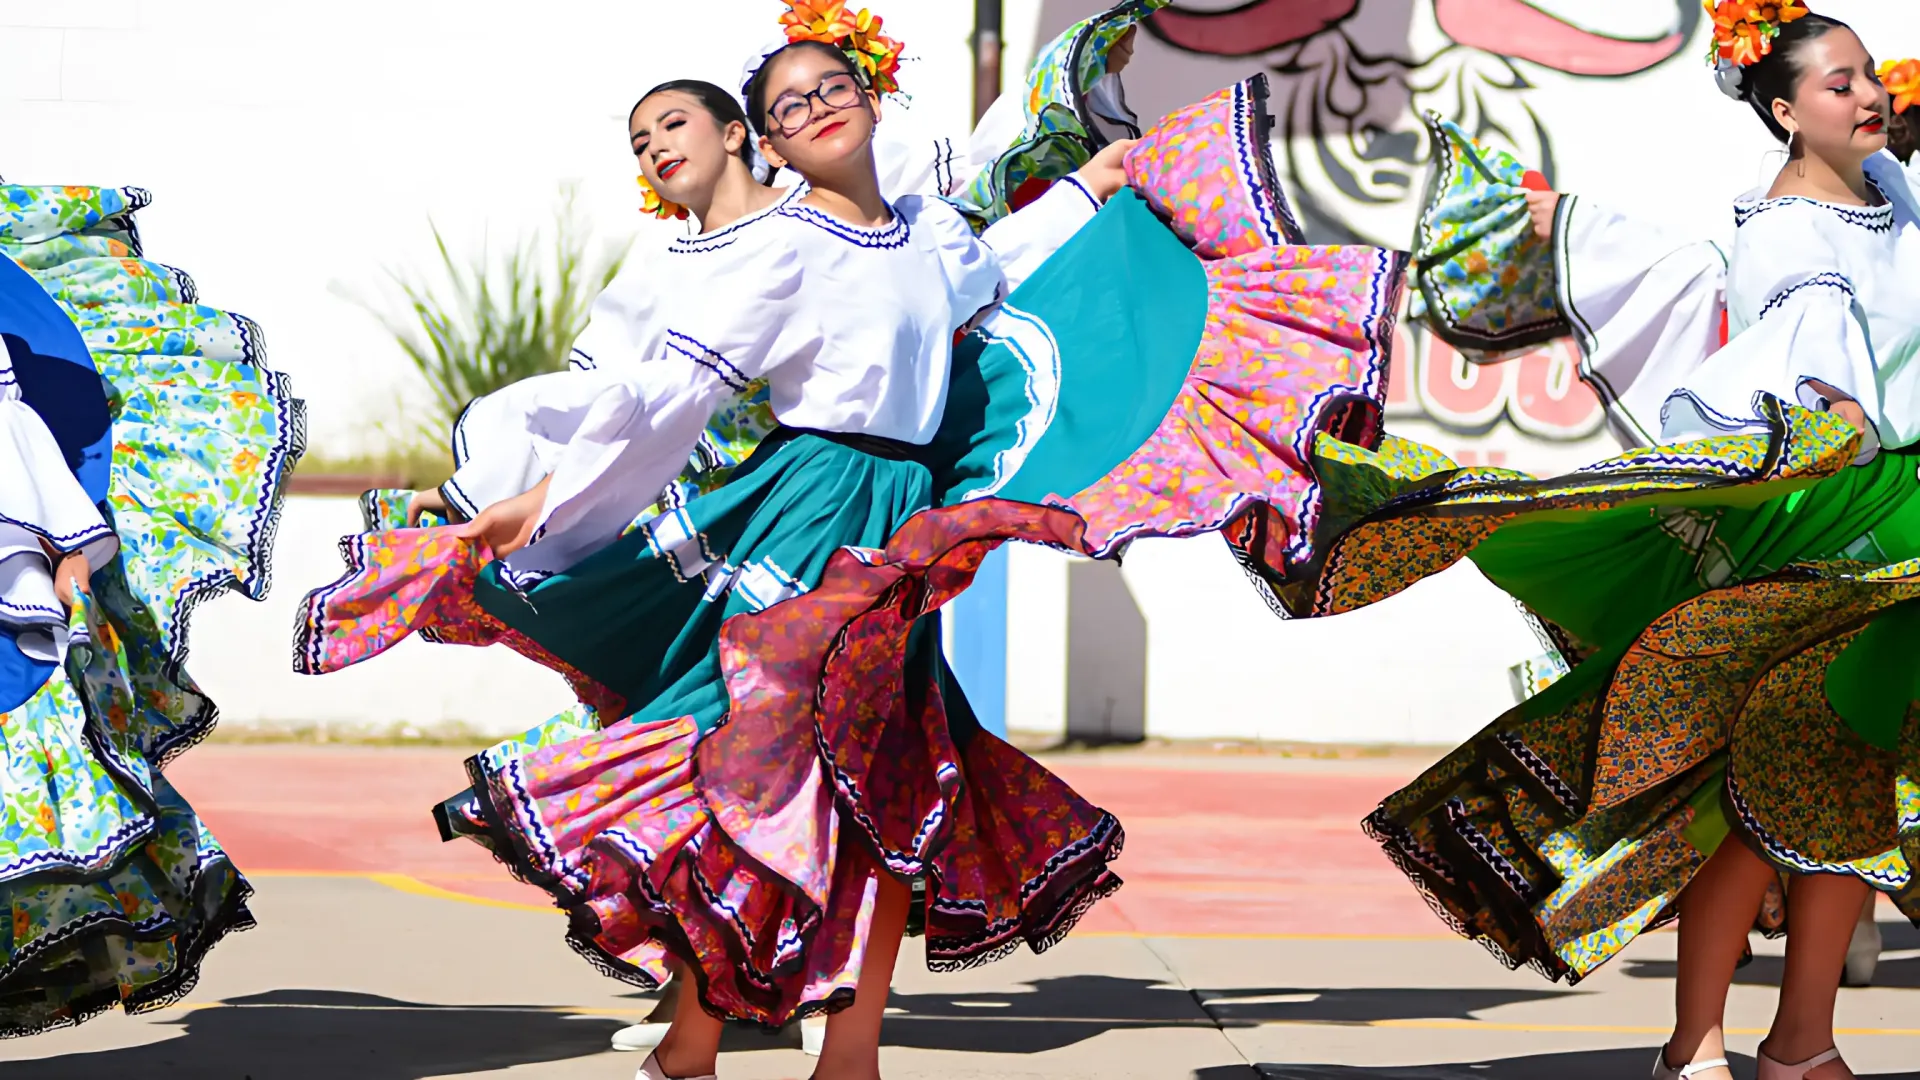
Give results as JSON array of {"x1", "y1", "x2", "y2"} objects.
[{"x1": 942, "y1": 546, "x2": 1009, "y2": 737}]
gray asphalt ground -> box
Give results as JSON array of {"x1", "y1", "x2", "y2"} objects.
[{"x1": 3, "y1": 873, "x2": 1915, "y2": 1079}]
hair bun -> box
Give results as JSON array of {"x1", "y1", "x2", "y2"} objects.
[{"x1": 1714, "y1": 57, "x2": 1747, "y2": 101}]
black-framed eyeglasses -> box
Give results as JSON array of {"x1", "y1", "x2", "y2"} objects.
[{"x1": 767, "y1": 72, "x2": 863, "y2": 138}]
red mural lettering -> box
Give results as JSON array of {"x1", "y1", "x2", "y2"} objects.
[
  {"x1": 1144, "y1": 0, "x2": 1359, "y2": 58},
  {"x1": 1418, "y1": 335, "x2": 1512, "y2": 431},
  {"x1": 1433, "y1": 0, "x2": 1691, "y2": 77},
  {"x1": 1383, "y1": 317, "x2": 1419, "y2": 413},
  {"x1": 1388, "y1": 329, "x2": 1606, "y2": 440}
]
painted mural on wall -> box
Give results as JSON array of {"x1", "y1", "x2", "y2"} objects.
[{"x1": 1097, "y1": 0, "x2": 1706, "y2": 465}]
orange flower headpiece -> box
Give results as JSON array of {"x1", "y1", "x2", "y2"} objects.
[
  {"x1": 637, "y1": 173, "x2": 689, "y2": 221},
  {"x1": 778, "y1": 0, "x2": 905, "y2": 97},
  {"x1": 1879, "y1": 58, "x2": 1920, "y2": 115},
  {"x1": 1704, "y1": 1, "x2": 1809, "y2": 70}
]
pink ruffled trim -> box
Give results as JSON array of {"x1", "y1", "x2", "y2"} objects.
[
  {"x1": 476, "y1": 499, "x2": 1127, "y2": 1024},
  {"x1": 292, "y1": 525, "x2": 626, "y2": 718},
  {"x1": 1061, "y1": 244, "x2": 1405, "y2": 562}
]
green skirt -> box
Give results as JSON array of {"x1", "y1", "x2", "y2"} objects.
[{"x1": 1278, "y1": 406, "x2": 1919, "y2": 980}]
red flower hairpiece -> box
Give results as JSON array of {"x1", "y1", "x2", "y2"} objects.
[
  {"x1": 1705, "y1": 0, "x2": 1809, "y2": 69},
  {"x1": 1880, "y1": 58, "x2": 1920, "y2": 115},
  {"x1": 637, "y1": 174, "x2": 689, "y2": 221},
  {"x1": 779, "y1": 0, "x2": 904, "y2": 96}
]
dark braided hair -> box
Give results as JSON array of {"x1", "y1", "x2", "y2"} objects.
[
  {"x1": 629, "y1": 79, "x2": 755, "y2": 167},
  {"x1": 1735, "y1": 13, "x2": 1855, "y2": 142},
  {"x1": 744, "y1": 40, "x2": 863, "y2": 138}
]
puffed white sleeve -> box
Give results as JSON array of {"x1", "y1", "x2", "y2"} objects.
[
  {"x1": 498, "y1": 238, "x2": 810, "y2": 584},
  {"x1": 1554, "y1": 196, "x2": 1727, "y2": 448},
  {"x1": 874, "y1": 132, "x2": 965, "y2": 199},
  {"x1": 442, "y1": 369, "x2": 616, "y2": 520},
  {"x1": 441, "y1": 258, "x2": 666, "y2": 518},
  {"x1": 1660, "y1": 203, "x2": 1883, "y2": 462},
  {"x1": 1, "y1": 356, "x2": 117, "y2": 661},
  {"x1": 977, "y1": 175, "x2": 1104, "y2": 293}
]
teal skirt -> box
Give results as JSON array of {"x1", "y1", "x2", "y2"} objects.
[{"x1": 474, "y1": 429, "x2": 938, "y2": 734}]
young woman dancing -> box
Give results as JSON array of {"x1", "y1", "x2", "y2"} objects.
[{"x1": 1260, "y1": 9, "x2": 1917, "y2": 1080}]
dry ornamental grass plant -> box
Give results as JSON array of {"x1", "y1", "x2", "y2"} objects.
[{"x1": 369, "y1": 182, "x2": 628, "y2": 443}]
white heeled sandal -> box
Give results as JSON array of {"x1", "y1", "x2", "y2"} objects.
[
  {"x1": 1757, "y1": 1046, "x2": 1844, "y2": 1080},
  {"x1": 1652, "y1": 1052, "x2": 1729, "y2": 1079},
  {"x1": 635, "y1": 1051, "x2": 716, "y2": 1080}
]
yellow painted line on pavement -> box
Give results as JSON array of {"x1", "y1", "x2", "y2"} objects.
[
  {"x1": 246, "y1": 871, "x2": 1460, "y2": 938},
  {"x1": 248, "y1": 869, "x2": 552, "y2": 913},
  {"x1": 1280, "y1": 1018, "x2": 1920, "y2": 1038}
]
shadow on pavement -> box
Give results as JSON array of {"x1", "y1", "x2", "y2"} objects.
[
  {"x1": 2, "y1": 990, "x2": 622, "y2": 1080},
  {"x1": 877, "y1": 975, "x2": 1574, "y2": 1055},
  {"x1": 1246, "y1": 1049, "x2": 1920, "y2": 1079},
  {"x1": 1622, "y1": 920, "x2": 1920, "y2": 990}
]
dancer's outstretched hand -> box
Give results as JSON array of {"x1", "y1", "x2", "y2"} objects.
[
  {"x1": 51, "y1": 550, "x2": 91, "y2": 609},
  {"x1": 407, "y1": 487, "x2": 453, "y2": 527},
  {"x1": 1805, "y1": 380, "x2": 1869, "y2": 433},
  {"x1": 461, "y1": 477, "x2": 549, "y2": 558},
  {"x1": 1524, "y1": 189, "x2": 1561, "y2": 242},
  {"x1": 1073, "y1": 138, "x2": 1139, "y2": 203}
]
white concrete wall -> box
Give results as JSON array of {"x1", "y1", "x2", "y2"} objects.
[
  {"x1": 1, "y1": 0, "x2": 979, "y2": 455},
  {"x1": 1004, "y1": 537, "x2": 1541, "y2": 746},
  {"x1": 190, "y1": 496, "x2": 576, "y2": 738},
  {"x1": 186, "y1": 497, "x2": 1538, "y2": 744}
]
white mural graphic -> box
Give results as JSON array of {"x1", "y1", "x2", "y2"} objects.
[{"x1": 1031, "y1": 0, "x2": 1712, "y2": 469}]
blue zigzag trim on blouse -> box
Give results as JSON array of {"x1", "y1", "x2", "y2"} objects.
[
  {"x1": 1057, "y1": 175, "x2": 1101, "y2": 214},
  {"x1": 0, "y1": 511, "x2": 112, "y2": 550},
  {"x1": 1734, "y1": 183, "x2": 1893, "y2": 233},
  {"x1": 933, "y1": 137, "x2": 957, "y2": 195},
  {"x1": 0, "y1": 589, "x2": 63, "y2": 620},
  {"x1": 775, "y1": 202, "x2": 912, "y2": 248},
  {"x1": 670, "y1": 184, "x2": 807, "y2": 255},
  {"x1": 663, "y1": 330, "x2": 750, "y2": 393},
  {"x1": 1757, "y1": 272, "x2": 1855, "y2": 321}
]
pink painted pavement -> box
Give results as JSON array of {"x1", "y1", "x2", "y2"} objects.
[{"x1": 166, "y1": 746, "x2": 1448, "y2": 938}]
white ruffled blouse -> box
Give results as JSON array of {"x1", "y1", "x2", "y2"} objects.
[
  {"x1": 1662, "y1": 152, "x2": 1920, "y2": 460},
  {"x1": 1, "y1": 348, "x2": 118, "y2": 670},
  {"x1": 1552, "y1": 196, "x2": 1727, "y2": 448},
  {"x1": 471, "y1": 177, "x2": 1101, "y2": 583}
]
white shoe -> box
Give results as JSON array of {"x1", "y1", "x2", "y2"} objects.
[
  {"x1": 635, "y1": 1051, "x2": 716, "y2": 1080},
  {"x1": 610, "y1": 1021, "x2": 673, "y2": 1053},
  {"x1": 801, "y1": 1014, "x2": 826, "y2": 1057},
  {"x1": 1652, "y1": 1051, "x2": 1730, "y2": 1079},
  {"x1": 1843, "y1": 908, "x2": 1882, "y2": 987}
]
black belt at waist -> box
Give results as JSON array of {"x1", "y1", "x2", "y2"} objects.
[{"x1": 762, "y1": 425, "x2": 919, "y2": 461}]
